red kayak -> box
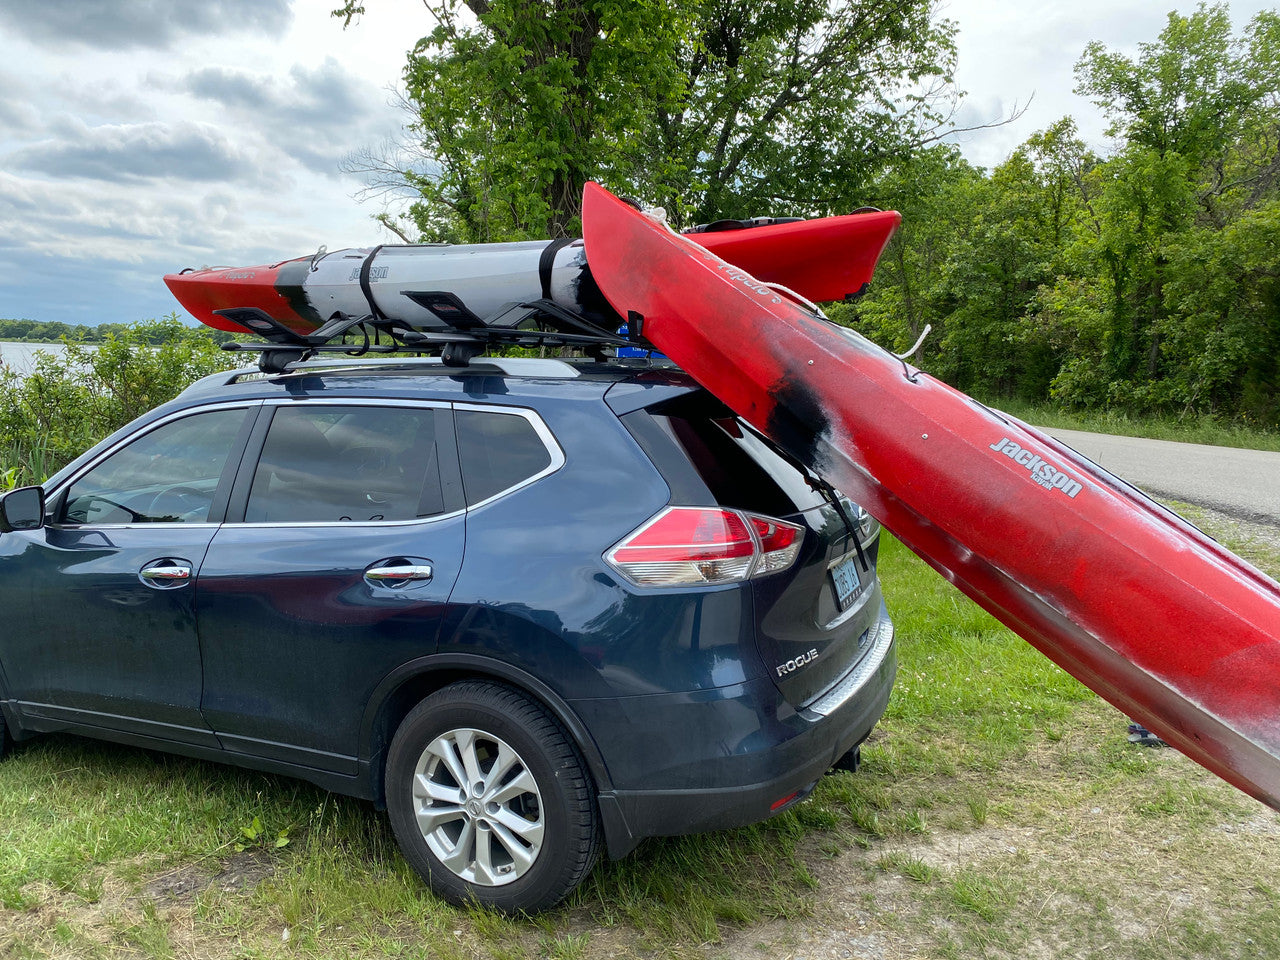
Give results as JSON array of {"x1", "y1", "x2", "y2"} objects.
[
  {"x1": 581, "y1": 181, "x2": 1280, "y2": 812},
  {"x1": 164, "y1": 211, "x2": 900, "y2": 335}
]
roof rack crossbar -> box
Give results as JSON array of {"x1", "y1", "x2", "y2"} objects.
[{"x1": 213, "y1": 297, "x2": 644, "y2": 374}]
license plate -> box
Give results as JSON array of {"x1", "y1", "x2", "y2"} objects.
[{"x1": 830, "y1": 554, "x2": 862, "y2": 610}]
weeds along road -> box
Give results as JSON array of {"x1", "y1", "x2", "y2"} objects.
[{"x1": 1046, "y1": 428, "x2": 1280, "y2": 526}]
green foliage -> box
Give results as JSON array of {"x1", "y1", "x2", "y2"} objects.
[
  {"x1": 0, "y1": 317, "x2": 236, "y2": 345},
  {"x1": 395, "y1": 0, "x2": 693, "y2": 240},
  {"x1": 0, "y1": 316, "x2": 238, "y2": 487},
  {"x1": 343, "y1": 0, "x2": 955, "y2": 239},
  {"x1": 653, "y1": 0, "x2": 955, "y2": 226},
  {"x1": 848, "y1": 3, "x2": 1280, "y2": 429},
  {"x1": 236, "y1": 815, "x2": 291, "y2": 851},
  {"x1": 1162, "y1": 199, "x2": 1280, "y2": 423}
]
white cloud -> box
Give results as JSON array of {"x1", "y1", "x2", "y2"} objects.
[{"x1": 942, "y1": 0, "x2": 1276, "y2": 169}]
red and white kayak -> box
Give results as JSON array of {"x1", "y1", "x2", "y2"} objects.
[
  {"x1": 581, "y1": 181, "x2": 1280, "y2": 812},
  {"x1": 163, "y1": 212, "x2": 900, "y2": 334}
]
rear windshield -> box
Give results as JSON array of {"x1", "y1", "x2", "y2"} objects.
[{"x1": 626, "y1": 393, "x2": 826, "y2": 516}]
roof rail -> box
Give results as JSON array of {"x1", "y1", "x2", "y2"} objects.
[{"x1": 224, "y1": 355, "x2": 584, "y2": 382}]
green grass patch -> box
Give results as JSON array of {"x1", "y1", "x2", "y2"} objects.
[{"x1": 990, "y1": 398, "x2": 1280, "y2": 452}]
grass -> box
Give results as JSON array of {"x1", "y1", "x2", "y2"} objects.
[
  {"x1": 2, "y1": 519, "x2": 1279, "y2": 959},
  {"x1": 988, "y1": 398, "x2": 1280, "y2": 453}
]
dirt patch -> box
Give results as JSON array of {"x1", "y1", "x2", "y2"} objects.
[
  {"x1": 141, "y1": 849, "x2": 276, "y2": 904},
  {"x1": 1, "y1": 851, "x2": 280, "y2": 959},
  {"x1": 585, "y1": 704, "x2": 1280, "y2": 960}
]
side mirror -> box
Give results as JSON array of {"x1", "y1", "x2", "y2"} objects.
[{"x1": 0, "y1": 486, "x2": 46, "y2": 533}]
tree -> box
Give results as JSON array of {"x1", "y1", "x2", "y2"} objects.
[
  {"x1": 1042, "y1": 3, "x2": 1280, "y2": 419},
  {"x1": 1162, "y1": 200, "x2": 1280, "y2": 422},
  {"x1": 337, "y1": 0, "x2": 957, "y2": 240},
  {"x1": 1075, "y1": 3, "x2": 1254, "y2": 167},
  {"x1": 650, "y1": 0, "x2": 956, "y2": 225},
  {"x1": 835, "y1": 144, "x2": 983, "y2": 355}
]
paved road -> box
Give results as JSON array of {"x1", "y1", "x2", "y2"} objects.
[{"x1": 1044, "y1": 428, "x2": 1280, "y2": 526}]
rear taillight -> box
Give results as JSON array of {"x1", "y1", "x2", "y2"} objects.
[
  {"x1": 749, "y1": 515, "x2": 803, "y2": 573},
  {"x1": 606, "y1": 506, "x2": 804, "y2": 587}
]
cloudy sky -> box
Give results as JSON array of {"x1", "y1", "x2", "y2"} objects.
[{"x1": 0, "y1": 0, "x2": 1273, "y2": 327}]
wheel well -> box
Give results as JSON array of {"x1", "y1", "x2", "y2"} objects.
[{"x1": 364, "y1": 664, "x2": 611, "y2": 810}]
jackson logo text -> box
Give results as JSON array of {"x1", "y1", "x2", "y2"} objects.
[{"x1": 990, "y1": 437, "x2": 1083, "y2": 498}]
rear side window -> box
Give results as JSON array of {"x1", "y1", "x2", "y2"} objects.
[
  {"x1": 244, "y1": 405, "x2": 445, "y2": 523},
  {"x1": 629, "y1": 394, "x2": 825, "y2": 517},
  {"x1": 456, "y1": 409, "x2": 554, "y2": 506}
]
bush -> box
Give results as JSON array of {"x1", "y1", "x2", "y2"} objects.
[{"x1": 0, "y1": 316, "x2": 237, "y2": 489}]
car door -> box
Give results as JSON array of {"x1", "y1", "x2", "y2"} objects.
[
  {"x1": 195, "y1": 399, "x2": 466, "y2": 775},
  {"x1": 0, "y1": 404, "x2": 257, "y2": 747}
]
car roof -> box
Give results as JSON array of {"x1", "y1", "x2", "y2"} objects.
[{"x1": 174, "y1": 356, "x2": 699, "y2": 410}]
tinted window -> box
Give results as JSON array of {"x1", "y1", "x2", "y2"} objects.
[
  {"x1": 639, "y1": 394, "x2": 825, "y2": 517},
  {"x1": 245, "y1": 405, "x2": 445, "y2": 523},
  {"x1": 456, "y1": 409, "x2": 553, "y2": 506},
  {"x1": 62, "y1": 408, "x2": 247, "y2": 524}
]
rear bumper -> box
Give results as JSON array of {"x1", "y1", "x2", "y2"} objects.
[{"x1": 579, "y1": 612, "x2": 896, "y2": 859}]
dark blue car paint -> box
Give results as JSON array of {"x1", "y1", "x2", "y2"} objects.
[{"x1": 0, "y1": 359, "x2": 895, "y2": 861}]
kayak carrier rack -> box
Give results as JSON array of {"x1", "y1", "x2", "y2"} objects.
[{"x1": 213, "y1": 296, "x2": 641, "y2": 374}]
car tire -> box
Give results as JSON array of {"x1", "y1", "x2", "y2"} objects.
[{"x1": 385, "y1": 680, "x2": 600, "y2": 913}]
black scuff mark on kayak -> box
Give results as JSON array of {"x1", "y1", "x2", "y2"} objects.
[
  {"x1": 766, "y1": 374, "x2": 833, "y2": 473},
  {"x1": 274, "y1": 259, "x2": 326, "y2": 330},
  {"x1": 570, "y1": 258, "x2": 624, "y2": 326}
]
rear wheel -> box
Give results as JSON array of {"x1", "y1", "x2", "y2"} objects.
[{"x1": 385, "y1": 681, "x2": 600, "y2": 912}]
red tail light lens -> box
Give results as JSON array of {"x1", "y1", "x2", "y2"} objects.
[
  {"x1": 607, "y1": 506, "x2": 803, "y2": 586},
  {"x1": 749, "y1": 514, "x2": 804, "y2": 573}
]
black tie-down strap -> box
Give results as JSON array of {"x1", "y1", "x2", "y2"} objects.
[
  {"x1": 538, "y1": 238, "x2": 576, "y2": 301},
  {"x1": 358, "y1": 245, "x2": 387, "y2": 321}
]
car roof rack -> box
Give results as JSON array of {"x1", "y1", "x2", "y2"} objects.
[{"x1": 214, "y1": 297, "x2": 645, "y2": 374}]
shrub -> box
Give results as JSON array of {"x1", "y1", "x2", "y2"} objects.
[{"x1": 0, "y1": 316, "x2": 237, "y2": 488}]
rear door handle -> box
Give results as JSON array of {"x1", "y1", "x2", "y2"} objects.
[{"x1": 365, "y1": 561, "x2": 434, "y2": 587}]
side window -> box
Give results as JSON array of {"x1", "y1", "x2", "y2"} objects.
[
  {"x1": 244, "y1": 405, "x2": 445, "y2": 523},
  {"x1": 62, "y1": 408, "x2": 248, "y2": 525},
  {"x1": 456, "y1": 409, "x2": 554, "y2": 506}
]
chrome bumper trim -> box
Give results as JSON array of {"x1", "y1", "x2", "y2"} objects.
[{"x1": 802, "y1": 614, "x2": 895, "y2": 719}]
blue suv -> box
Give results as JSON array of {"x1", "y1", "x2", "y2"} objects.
[{"x1": 0, "y1": 356, "x2": 895, "y2": 912}]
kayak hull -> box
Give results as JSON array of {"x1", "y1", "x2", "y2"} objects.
[
  {"x1": 164, "y1": 213, "x2": 901, "y2": 334},
  {"x1": 581, "y1": 181, "x2": 1280, "y2": 811}
]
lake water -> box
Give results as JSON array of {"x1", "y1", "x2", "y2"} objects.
[{"x1": 0, "y1": 341, "x2": 75, "y2": 377}]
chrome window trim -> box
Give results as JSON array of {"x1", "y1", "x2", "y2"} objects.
[
  {"x1": 46, "y1": 400, "x2": 264, "y2": 531},
  {"x1": 228, "y1": 515, "x2": 465, "y2": 530},
  {"x1": 218, "y1": 514, "x2": 467, "y2": 531},
  {"x1": 46, "y1": 396, "x2": 565, "y2": 531},
  {"x1": 233, "y1": 398, "x2": 563, "y2": 528}
]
